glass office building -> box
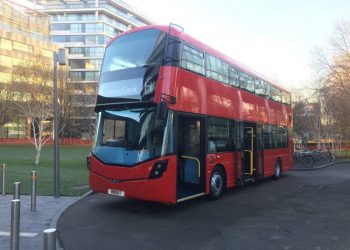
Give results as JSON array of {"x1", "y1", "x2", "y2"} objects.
[
  {"x1": 0, "y1": 0, "x2": 59, "y2": 138},
  {"x1": 35, "y1": 0, "x2": 153, "y2": 138}
]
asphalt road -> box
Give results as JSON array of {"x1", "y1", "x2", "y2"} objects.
[{"x1": 57, "y1": 164, "x2": 350, "y2": 250}]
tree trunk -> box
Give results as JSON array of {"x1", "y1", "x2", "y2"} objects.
[{"x1": 35, "y1": 149, "x2": 41, "y2": 166}]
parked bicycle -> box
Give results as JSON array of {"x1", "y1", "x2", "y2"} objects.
[
  {"x1": 322, "y1": 149, "x2": 336, "y2": 162},
  {"x1": 294, "y1": 150, "x2": 315, "y2": 168},
  {"x1": 294, "y1": 149, "x2": 336, "y2": 168}
]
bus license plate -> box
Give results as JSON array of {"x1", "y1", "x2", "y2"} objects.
[{"x1": 108, "y1": 189, "x2": 125, "y2": 197}]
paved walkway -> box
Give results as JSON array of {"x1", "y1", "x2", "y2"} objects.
[
  {"x1": 293, "y1": 159, "x2": 349, "y2": 170},
  {"x1": 0, "y1": 195, "x2": 77, "y2": 250}
]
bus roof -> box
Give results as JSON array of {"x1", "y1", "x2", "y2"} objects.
[{"x1": 108, "y1": 25, "x2": 290, "y2": 93}]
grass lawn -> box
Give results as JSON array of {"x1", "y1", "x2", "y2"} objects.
[
  {"x1": 335, "y1": 149, "x2": 350, "y2": 159},
  {"x1": 0, "y1": 144, "x2": 91, "y2": 196}
]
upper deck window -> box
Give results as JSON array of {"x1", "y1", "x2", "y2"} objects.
[
  {"x1": 270, "y1": 85, "x2": 282, "y2": 102},
  {"x1": 206, "y1": 55, "x2": 228, "y2": 84},
  {"x1": 228, "y1": 67, "x2": 239, "y2": 87},
  {"x1": 282, "y1": 91, "x2": 291, "y2": 105},
  {"x1": 239, "y1": 71, "x2": 255, "y2": 93},
  {"x1": 180, "y1": 44, "x2": 205, "y2": 75},
  {"x1": 255, "y1": 79, "x2": 270, "y2": 97}
]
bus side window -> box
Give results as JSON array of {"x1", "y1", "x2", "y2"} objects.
[
  {"x1": 208, "y1": 117, "x2": 232, "y2": 153},
  {"x1": 263, "y1": 124, "x2": 272, "y2": 149},
  {"x1": 235, "y1": 121, "x2": 243, "y2": 151}
]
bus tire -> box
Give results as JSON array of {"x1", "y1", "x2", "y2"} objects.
[
  {"x1": 273, "y1": 160, "x2": 282, "y2": 180},
  {"x1": 209, "y1": 166, "x2": 225, "y2": 200}
]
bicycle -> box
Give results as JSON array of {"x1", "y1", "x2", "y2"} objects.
[
  {"x1": 322, "y1": 149, "x2": 336, "y2": 162},
  {"x1": 293, "y1": 150, "x2": 315, "y2": 168},
  {"x1": 313, "y1": 150, "x2": 328, "y2": 163},
  {"x1": 301, "y1": 151, "x2": 315, "y2": 167}
]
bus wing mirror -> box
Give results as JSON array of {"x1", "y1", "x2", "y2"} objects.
[{"x1": 157, "y1": 102, "x2": 168, "y2": 121}]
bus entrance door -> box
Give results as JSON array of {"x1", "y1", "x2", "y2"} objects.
[
  {"x1": 243, "y1": 125, "x2": 257, "y2": 180},
  {"x1": 177, "y1": 115, "x2": 205, "y2": 202}
]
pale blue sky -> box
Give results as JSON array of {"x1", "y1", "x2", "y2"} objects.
[
  {"x1": 18, "y1": 0, "x2": 350, "y2": 88},
  {"x1": 128, "y1": 0, "x2": 350, "y2": 89}
]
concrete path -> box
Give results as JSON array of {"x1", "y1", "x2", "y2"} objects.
[
  {"x1": 57, "y1": 163, "x2": 350, "y2": 250},
  {"x1": 0, "y1": 195, "x2": 77, "y2": 250}
]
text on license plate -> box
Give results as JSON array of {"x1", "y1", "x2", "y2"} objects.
[{"x1": 108, "y1": 189, "x2": 125, "y2": 197}]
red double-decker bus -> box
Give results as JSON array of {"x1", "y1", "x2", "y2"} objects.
[{"x1": 88, "y1": 24, "x2": 293, "y2": 204}]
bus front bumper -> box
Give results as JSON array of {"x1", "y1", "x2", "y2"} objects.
[{"x1": 89, "y1": 156, "x2": 177, "y2": 204}]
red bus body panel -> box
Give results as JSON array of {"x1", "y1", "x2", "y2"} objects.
[
  {"x1": 90, "y1": 154, "x2": 177, "y2": 204},
  {"x1": 156, "y1": 66, "x2": 292, "y2": 127}
]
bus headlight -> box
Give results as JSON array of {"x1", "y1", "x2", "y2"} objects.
[{"x1": 149, "y1": 160, "x2": 168, "y2": 179}]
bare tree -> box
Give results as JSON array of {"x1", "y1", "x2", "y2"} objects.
[
  {"x1": 57, "y1": 65, "x2": 76, "y2": 138},
  {"x1": 0, "y1": 83, "x2": 16, "y2": 127},
  {"x1": 312, "y1": 20, "x2": 350, "y2": 144},
  {"x1": 11, "y1": 53, "x2": 53, "y2": 165}
]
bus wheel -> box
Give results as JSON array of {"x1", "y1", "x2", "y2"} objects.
[
  {"x1": 209, "y1": 167, "x2": 225, "y2": 200},
  {"x1": 274, "y1": 160, "x2": 282, "y2": 180}
]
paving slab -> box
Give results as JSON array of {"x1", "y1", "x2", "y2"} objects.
[{"x1": 0, "y1": 195, "x2": 77, "y2": 250}]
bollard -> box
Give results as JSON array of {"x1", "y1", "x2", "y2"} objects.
[
  {"x1": 2, "y1": 164, "x2": 6, "y2": 196},
  {"x1": 11, "y1": 199, "x2": 20, "y2": 250},
  {"x1": 13, "y1": 182, "x2": 20, "y2": 200},
  {"x1": 43, "y1": 228, "x2": 57, "y2": 250},
  {"x1": 31, "y1": 171, "x2": 37, "y2": 212}
]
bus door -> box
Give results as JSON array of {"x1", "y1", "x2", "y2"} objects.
[
  {"x1": 243, "y1": 124, "x2": 257, "y2": 179},
  {"x1": 177, "y1": 115, "x2": 205, "y2": 201}
]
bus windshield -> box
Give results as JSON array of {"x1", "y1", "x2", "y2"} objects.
[
  {"x1": 97, "y1": 28, "x2": 166, "y2": 104},
  {"x1": 92, "y1": 108, "x2": 174, "y2": 166},
  {"x1": 102, "y1": 29, "x2": 164, "y2": 71}
]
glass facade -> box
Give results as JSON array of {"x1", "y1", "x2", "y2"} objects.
[{"x1": 0, "y1": 0, "x2": 58, "y2": 139}]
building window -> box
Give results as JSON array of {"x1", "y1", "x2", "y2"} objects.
[
  {"x1": 69, "y1": 71, "x2": 83, "y2": 81},
  {"x1": 85, "y1": 47, "x2": 104, "y2": 57},
  {"x1": 70, "y1": 24, "x2": 83, "y2": 33},
  {"x1": 69, "y1": 60, "x2": 84, "y2": 69},
  {"x1": 99, "y1": 14, "x2": 128, "y2": 30},
  {"x1": 52, "y1": 35, "x2": 66, "y2": 43},
  {"x1": 13, "y1": 41, "x2": 33, "y2": 53},
  {"x1": 51, "y1": 24, "x2": 68, "y2": 31},
  {"x1": 0, "y1": 38, "x2": 12, "y2": 50},
  {"x1": 85, "y1": 23, "x2": 103, "y2": 33},
  {"x1": 85, "y1": 35, "x2": 98, "y2": 45},
  {"x1": 85, "y1": 59, "x2": 102, "y2": 69},
  {"x1": 69, "y1": 47, "x2": 83, "y2": 54},
  {"x1": 71, "y1": 35, "x2": 84, "y2": 42},
  {"x1": 0, "y1": 55, "x2": 12, "y2": 67},
  {"x1": 66, "y1": 14, "x2": 82, "y2": 21},
  {"x1": 13, "y1": 58, "x2": 28, "y2": 66},
  {"x1": 52, "y1": 14, "x2": 65, "y2": 22},
  {"x1": 85, "y1": 71, "x2": 99, "y2": 81},
  {"x1": 82, "y1": 14, "x2": 95, "y2": 21}
]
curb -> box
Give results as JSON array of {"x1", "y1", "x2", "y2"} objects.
[
  {"x1": 292, "y1": 160, "x2": 350, "y2": 171},
  {"x1": 50, "y1": 190, "x2": 93, "y2": 250}
]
